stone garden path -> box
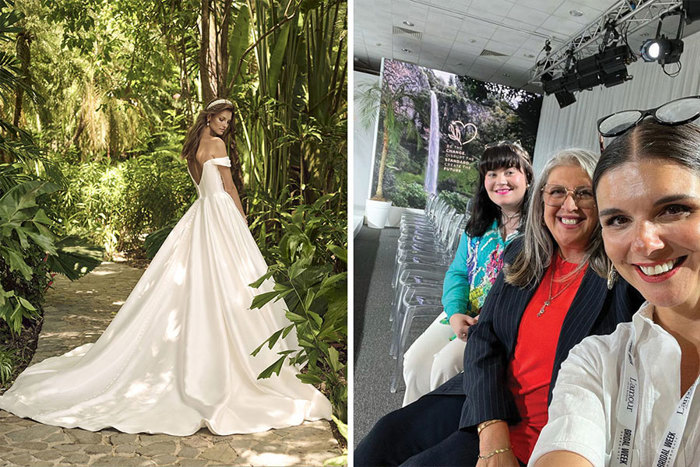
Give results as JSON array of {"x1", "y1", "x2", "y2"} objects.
[{"x1": 0, "y1": 262, "x2": 340, "y2": 466}]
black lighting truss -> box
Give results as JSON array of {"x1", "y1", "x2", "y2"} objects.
[{"x1": 531, "y1": 0, "x2": 684, "y2": 86}]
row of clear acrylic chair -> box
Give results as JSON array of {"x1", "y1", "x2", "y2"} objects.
[{"x1": 389, "y1": 197, "x2": 467, "y2": 393}]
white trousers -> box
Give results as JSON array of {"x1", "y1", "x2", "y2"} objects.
[{"x1": 401, "y1": 311, "x2": 466, "y2": 406}]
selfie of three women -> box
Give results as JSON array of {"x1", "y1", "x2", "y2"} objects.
[{"x1": 353, "y1": 2, "x2": 700, "y2": 462}]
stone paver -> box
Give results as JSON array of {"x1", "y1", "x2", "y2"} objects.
[{"x1": 0, "y1": 262, "x2": 340, "y2": 466}]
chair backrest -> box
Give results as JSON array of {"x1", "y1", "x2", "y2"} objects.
[{"x1": 446, "y1": 214, "x2": 466, "y2": 255}]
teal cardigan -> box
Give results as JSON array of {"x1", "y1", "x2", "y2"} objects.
[{"x1": 442, "y1": 220, "x2": 519, "y2": 320}]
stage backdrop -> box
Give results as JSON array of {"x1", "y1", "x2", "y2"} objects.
[{"x1": 367, "y1": 58, "x2": 542, "y2": 212}]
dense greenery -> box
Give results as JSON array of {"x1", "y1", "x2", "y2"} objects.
[
  {"x1": 251, "y1": 191, "x2": 346, "y2": 419},
  {"x1": 0, "y1": 0, "x2": 347, "y2": 433}
]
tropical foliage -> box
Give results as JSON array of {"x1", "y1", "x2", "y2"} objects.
[
  {"x1": 0, "y1": 0, "x2": 347, "y2": 425},
  {"x1": 250, "y1": 190, "x2": 346, "y2": 420}
]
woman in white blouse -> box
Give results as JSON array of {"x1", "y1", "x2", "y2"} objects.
[{"x1": 531, "y1": 107, "x2": 700, "y2": 466}]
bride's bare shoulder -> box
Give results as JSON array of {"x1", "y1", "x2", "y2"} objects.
[{"x1": 195, "y1": 137, "x2": 226, "y2": 165}]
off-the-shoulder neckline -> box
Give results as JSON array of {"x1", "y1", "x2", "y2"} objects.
[{"x1": 203, "y1": 156, "x2": 229, "y2": 165}]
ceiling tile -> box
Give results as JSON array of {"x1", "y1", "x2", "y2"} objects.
[
  {"x1": 525, "y1": 0, "x2": 566, "y2": 15},
  {"x1": 468, "y1": 0, "x2": 516, "y2": 19},
  {"x1": 458, "y1": 17, "x2": 497, "y2": 40},
  {"x1": 491, "y1": 27, "x2": 532, "y2": 46},
  {"x1": 540, "y1": 14, "x2": 587, "y2": 38},
  {"x1": 572, "y1": 0, "x2": 617, "y2": 13},
  {"x1": 484, "y1": 39, "x2": 520, "y2": 56},
  {"x1": 426, "y1": 0, "x2": 473, "y2": 15},
  {"x1": 505, "y1": 5, "x2": 550, "y2": 28},
  {"x1": 453, "y1": 35, "x2": 488, "y2": 51},
  {"x1": 553, "y1": 1, "x2": 606, "y2": 25},
  {"x1": 425, "y1": 9, "x2": 465, "y2": 32}
]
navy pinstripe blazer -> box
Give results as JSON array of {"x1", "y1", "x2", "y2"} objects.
[{"x1": 430, "y1": 237, "x2": 644, "y2": 431}]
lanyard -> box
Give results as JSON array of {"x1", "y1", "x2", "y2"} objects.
[{"x1": 612, "y1": 328, "x2": 699, "y2": 466}]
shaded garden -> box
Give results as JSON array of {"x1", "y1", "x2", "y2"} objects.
[{"x1": 0, "y1": 0, "x2": 346, "y2": 446}]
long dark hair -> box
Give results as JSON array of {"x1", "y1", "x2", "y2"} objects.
[
  {"x1": 465, "y1": 142, "x2": 534, "y2": 237},
  {"x1": 181, "y1": 99, "x2": 235, "y2": 162}
]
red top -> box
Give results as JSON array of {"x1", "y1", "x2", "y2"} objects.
[{"x1": 508, "y1": 255, "x2": 587, "y2": 463}]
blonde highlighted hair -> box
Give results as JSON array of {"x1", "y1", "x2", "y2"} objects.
[{"x1": 505, "y1": 148, "x2": 607, "y2": 287}]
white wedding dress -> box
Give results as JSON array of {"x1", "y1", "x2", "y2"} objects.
[{"x1": 0, "y1": 156, "x2": 332, "y2": 435}]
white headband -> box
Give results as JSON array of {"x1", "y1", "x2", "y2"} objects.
[{"x1": 206, "y1": 98, "x2": 233, "y2": 110}]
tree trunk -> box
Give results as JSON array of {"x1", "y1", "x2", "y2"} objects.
[
  {"x1": 199, "y1": 0, "x2": 215, "y2": 103},
  {"x1": 13, "y1": 31, "x2": 31, "y2": 129},
  {"x1": 180, "y1": 34, "x2": 193, "y2": 127},
  {"x1": 374, "y1": 124, "x2": 389, "y2": 200},
  {"x1": 218, "y1": 0, "x2": 232, "y2": 96}
]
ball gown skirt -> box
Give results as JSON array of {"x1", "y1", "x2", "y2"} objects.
[{"x1": 0, "y1": 156, "x2": 332, "y2": 435}]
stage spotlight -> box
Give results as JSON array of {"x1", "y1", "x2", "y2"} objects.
[
  {"x1": 555, "y1": 90, "x2": 576, "y2": 108},
  {"x1": 641, "y1": 10, "x2": 685, "y2": 65},
  {"x1": 640, "y1": 37, "x2": 684, "y2": 64},
  {"x1": 542, "y1": 75, "x2": 566, "y2": 95},
  {"x1": 640, "y1": 39, "x2": 662, "y2": 61},
  {"x1": 601, "y1": 69, "x2": 630, "y2": 87},
  {"x1": 597, "y1": 45, "x2": 631, "y2": 74}
]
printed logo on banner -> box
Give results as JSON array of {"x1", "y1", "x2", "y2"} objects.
[{"x1": 445, "y1": 120, "x2": 478, "y2": 172}]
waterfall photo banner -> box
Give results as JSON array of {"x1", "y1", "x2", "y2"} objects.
[{"x1": 369, "y1": 58, "x2": 542, "y2": 211}]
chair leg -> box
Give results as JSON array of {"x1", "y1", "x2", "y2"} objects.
[{"x1": 390, "y1": 305, "x2": 415, "y2": 393}]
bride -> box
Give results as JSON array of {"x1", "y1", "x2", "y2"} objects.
[{"x1": 0, "y1": 98, "x2": 332, "y2": 435}]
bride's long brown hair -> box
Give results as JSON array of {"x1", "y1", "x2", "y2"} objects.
[{"x1": 181, "y1": 99, "x2": 235, "y2": 162}]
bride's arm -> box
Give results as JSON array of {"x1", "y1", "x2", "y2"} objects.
[
  {"x1": 211, "y1": 139, "x2": 247, "y2": 222},
  {"x1": 217, "y1": 165, "x2": 247, "y2": 222}
]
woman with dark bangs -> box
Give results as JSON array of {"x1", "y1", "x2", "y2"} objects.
[{"x1": 403, "y1": 142, "x2": 533, "y2": 406}]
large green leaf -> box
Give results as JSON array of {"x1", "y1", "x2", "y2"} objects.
[
  {"x1": 47, "y1": 244, "x2": 102, "y2": 281},
  {"x1": 144, "y1": 225, "x2": 173, "y2": 259},
  {"x1": 1, "y1": 246, "x2": 32, "y2": 280},
  {"x1": 227, "y1": 2, "x2": 251, "y2": 85},
  {"x1": 266, "y1": 22, "x2": 291, "y2": 95},
  {"x1": 257, "y1": 355, "x2": 286, "y2": 379}
]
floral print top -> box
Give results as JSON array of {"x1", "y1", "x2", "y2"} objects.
[{"x1": 442, "y1": 220, "x2": 519, "y2": 320}]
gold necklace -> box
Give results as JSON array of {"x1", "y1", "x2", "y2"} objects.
[{"x1": 537, "y1": 259, "x2": 583, "y2": 317}]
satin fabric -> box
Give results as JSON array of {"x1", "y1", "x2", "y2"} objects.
[{"x1": 0, "y1": 156, "x2": 332, "y2": 435}]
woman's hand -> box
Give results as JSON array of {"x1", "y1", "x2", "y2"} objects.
[
  {"x1": 449, "y1": 313, "x2": 478, "y2": 342},
  {"x1": 475, "y1": 449, "x2": 520, "y2": 467},
  {"x1": 477, "y1": 421, "x2": 519, "y2": 467}
]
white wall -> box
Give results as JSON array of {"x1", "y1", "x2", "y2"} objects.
[
  {"x1": 353, "y1": 71, "x2": 381, "y2": 235},
  {"x1": 532, "y1": 31, "x2": 700, "y2": 177}
]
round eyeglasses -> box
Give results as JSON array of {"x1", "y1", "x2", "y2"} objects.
[
  {"x1": 597, "y1": 95, "x2": 700, "y2": 138},
  {"x1": 542, "y1": 185, "x2": 596, "y2": 208}
]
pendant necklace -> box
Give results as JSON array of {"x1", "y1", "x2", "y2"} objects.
[
  {"x1": 501, "y1": 212, "x2": 520, "y2": 239},
  {"x1": 538, "y1": 258, "x2": 582, "y2": 317}
]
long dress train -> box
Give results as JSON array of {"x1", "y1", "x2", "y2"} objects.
[{"x1": 0, "y1": 156, "x2": 332, "y2": 435}]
